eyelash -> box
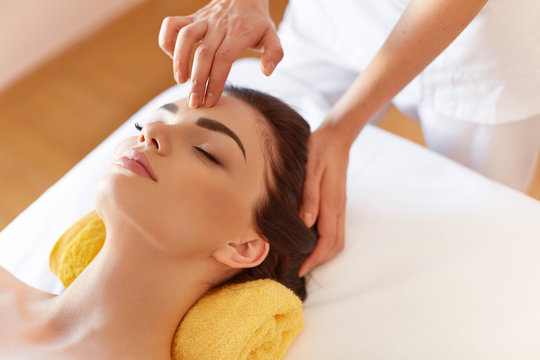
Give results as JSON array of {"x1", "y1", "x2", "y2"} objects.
[
  {"x1": 193, "y1": 146, "x2": 222, "y2": 165},
  {"x1": 135, "y1": 123, "x2": 221, "y2": 166}
]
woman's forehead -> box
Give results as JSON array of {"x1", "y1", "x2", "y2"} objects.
[
  {"x1": 174, "y1": 96, "x2": 265, "y2": 153},
  {"x1": 172, "y1": 95, "x2": 261, "y2": 129}
]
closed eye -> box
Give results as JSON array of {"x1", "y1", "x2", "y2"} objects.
[{"x1": 193, "y1": 146, "x2": 222, "y2": 166}]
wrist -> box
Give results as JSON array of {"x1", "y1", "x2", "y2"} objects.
[{"x1": 322, "y1": 105, "x2": 368, "y2": 148}]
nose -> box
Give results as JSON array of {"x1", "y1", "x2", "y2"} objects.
[{"x1": 138, "y1": 122, "x2": 169, "y2": 155}]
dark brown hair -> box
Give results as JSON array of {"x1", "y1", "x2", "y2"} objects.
[{"x1": 219, "y1": 85, "x2": 317, "y2": 301}]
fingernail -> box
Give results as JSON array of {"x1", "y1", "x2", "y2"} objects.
[
  {"x1": 264, "y1": 61, "x2": 275, "y2": 76},
  {"x1": 175, "y1": 70, "x2": 182, "y2": 83},
  {"x1": 303, "y1": 212, "x2": 313, "y2": 224},
  {"x1": 204, "y1": 92, "x2": 214, "y2": 107},
  {"x1": 189, "y1": 92, "x2": 199, "y2": 108}
]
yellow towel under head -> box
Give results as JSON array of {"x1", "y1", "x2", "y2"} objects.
[{"x1": 49, "y1": 210, "x2": 304, "y2": 360}]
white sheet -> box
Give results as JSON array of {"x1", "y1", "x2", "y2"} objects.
[{"x1": 1, "y1": 58, "x2": 539, "y2": 358}]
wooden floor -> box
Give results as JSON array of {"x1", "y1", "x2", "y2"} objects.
[{"x1": 0, "y1": 0, "x2": 538, "y2": 230}]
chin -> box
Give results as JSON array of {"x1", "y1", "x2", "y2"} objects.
[
  {"x1": 94, "y1": 168, "x2": 174, "y2": 251},
  {"x1": 94, "y1": 167, "x2": 144, "y2": 225}
]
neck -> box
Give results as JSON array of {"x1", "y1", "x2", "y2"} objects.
[{"x1": 31, "y1": 225, "x2": 217, "y2": 359}]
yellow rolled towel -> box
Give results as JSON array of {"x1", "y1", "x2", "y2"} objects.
[
  {"x1": 50, "y1": 210, "x2": 106, "y2": 287},
  {"x1": 49, "y1": 210, "x2": 304, "y2": 360},
  {"x1": 173, "y1": 279, "x2": 303, "y2": 360}
]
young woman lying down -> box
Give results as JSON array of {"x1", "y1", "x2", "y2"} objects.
[{"x1": 0, "y1": 86, "x2": 316, "y2": 359}]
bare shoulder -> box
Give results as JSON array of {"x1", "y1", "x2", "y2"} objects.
[
  {"x1": 0, "y1": 265, "x2": 26, "y2": 288},
  {"x1": 0, "y1": 266, "x2": 54, "y2": 325},
  {"x1": 0, "y1": 265, "x2": 54, "y2": 300},
  {"x1": 0, "y1": 266, "x2": 54, "y2": 355},
  {"x1": 0, "y1": 267, "x2": 29, "y2": 351}
]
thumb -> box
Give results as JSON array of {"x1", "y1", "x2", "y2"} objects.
[{"x1": 258, "y1": 29, "x2": 284, "y2": 76}]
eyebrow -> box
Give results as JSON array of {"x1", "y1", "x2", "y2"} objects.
[{"x1": 158, "y1": 102, "x2": 246, "y2": 160}]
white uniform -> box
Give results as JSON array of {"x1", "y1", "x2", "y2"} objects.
[{"x1": 273, "y1": 0, "x2": 540, "y2": 191}]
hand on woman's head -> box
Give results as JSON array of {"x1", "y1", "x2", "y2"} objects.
[{"x1": 158, "y1": 0, "x2": 283, "y2": 108}]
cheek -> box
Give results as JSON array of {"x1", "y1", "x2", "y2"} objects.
[{"x1": 161, "y1": 174, "x2": 252, "y2": 252}]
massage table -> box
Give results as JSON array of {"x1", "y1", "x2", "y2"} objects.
[{"x1": 1, "y1": 58, "x2": 539, "y2": 359}]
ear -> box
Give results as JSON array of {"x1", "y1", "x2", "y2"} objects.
[{"x1": 212, "y1": 236, "x2": 270, "y2": 269}]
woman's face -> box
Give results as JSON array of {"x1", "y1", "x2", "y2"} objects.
[{"x1": 94, "y1": 95, "x2": 268, "y2": 259}]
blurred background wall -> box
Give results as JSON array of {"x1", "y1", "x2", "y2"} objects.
[{"x1": 0, "y1": 0, "x2": 145, "y2": 91}]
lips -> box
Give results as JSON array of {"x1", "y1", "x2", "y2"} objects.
[{"x1": 115, "y1": 148, "x2": 157, "y2": 182}]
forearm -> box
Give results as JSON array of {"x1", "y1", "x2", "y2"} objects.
[{"x1": 327, "y1": 0, "x2": 488, "y2": 145}]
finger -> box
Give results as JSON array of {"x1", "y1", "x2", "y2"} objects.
[
  {"x1": 299, "y1": 170, "x2": 342, "y2": 276},
  {"x1": 299, "y1": 161, "x2": 321, "y2": 227},
  {"x1": 173, "y1": 21, "x2": 208, "y2": 84},
  {"x1": 189, "y1": 29, "x2": 227, "y2": 108},
  {"x1": 257, "y1": 29, "x2": 284, "y2": 76},
  {"x1": 325, "y1": 205, "x2": 346, "y2": 263},
  {"x1": 298, "y1": 197, "x2": 338, "y2": 277},
  {"x1": 298, "y1": 219, "x2": 338, "y2": 277},
  {"x1": 321, "y1": 171, "x2": 347, "y2": 262},
  {"x1": 158, "y1": 16, "x2": 194, "y2": 59},
  {"x1": 314, "y1": 188, "x2": 340, "y2": 264},
  {"x1": 202, "y1": 35, "x2": 250, "y2": 107}
]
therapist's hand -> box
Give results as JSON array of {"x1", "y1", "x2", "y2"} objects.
[
  {"x1": 298, "y1": 121, "x2": 352, "y2": 278},
  {"x1": 158, "y1": 0, "x2": 283, "y2": 108}
]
